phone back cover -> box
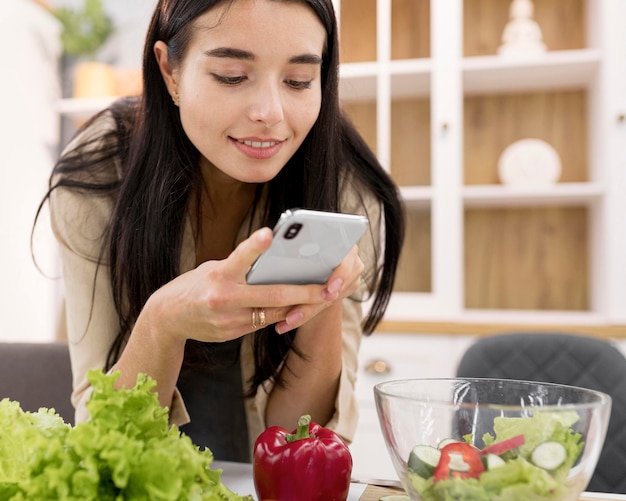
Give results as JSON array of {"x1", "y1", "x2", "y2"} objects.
[{"x1": 247, "y1": 212, "x2": 368, "y2": 285}]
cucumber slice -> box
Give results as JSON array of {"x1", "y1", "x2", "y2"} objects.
[
  {"x1": 482, "y1": 453, "x2": 506, "y2": 470},
  {"x1": 408, "y1": 444, "x2": 441, "y2": 478},
  {"x1": 437, "y1": 438, "x2": 459, "y2": 449},
  {"x1": 531, "y1": 441, "x2": 567, "y2": 471}
]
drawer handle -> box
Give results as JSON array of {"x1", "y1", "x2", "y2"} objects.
[{"x1": 364, "y1": 359, "x2": 391, "y2": 374}]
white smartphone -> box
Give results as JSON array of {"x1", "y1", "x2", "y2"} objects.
[{"x1": 246, "y1": 209, "x2": 369, "y2": 285}]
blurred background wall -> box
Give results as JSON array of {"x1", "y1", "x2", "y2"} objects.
[{"x1": 0, "y1": 0, "x2": 150, "y2": 342}]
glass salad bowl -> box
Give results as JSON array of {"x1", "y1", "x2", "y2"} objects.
[{"x1": 373, "y1": 378, "x2": 611, "y2": 501}]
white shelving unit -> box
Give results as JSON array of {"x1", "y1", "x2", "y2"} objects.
[
  {"x1": 335, "y1": 0, "x2": 626, "y2": 331},
  {"x1": 57, "y1": 1, "x2": 626, "y2": 332}
]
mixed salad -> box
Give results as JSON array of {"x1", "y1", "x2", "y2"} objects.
[{"x1": 406, "y1": 412, "x2": 585, "y2": 501}]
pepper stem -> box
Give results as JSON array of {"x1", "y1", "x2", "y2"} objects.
[{"x1": 285, "y1": 414, "x2": 312, "y2": 443}]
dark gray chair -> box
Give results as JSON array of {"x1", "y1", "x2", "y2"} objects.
[
  {"x1": 456, "y1": 332, "x2": 626, "y2": 494},
  {"x1": 0, "y1": 342, "x2": 74, "y2": 425}
]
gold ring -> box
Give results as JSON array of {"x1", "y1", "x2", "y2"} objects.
[
  {"x1": 251, "y1": 309, "x2": 257, "y2": 330},
  {"x1": 258, "y1": 308, "x2": 266, "y2": 327}
]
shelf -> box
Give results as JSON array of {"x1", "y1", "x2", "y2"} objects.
[
  {"x1": 399, "y1": 186, "x2": 432, "y2": 209},
  {"x1": 383, "y1": 295, "x2": 608, "y2": 327},
  {"x1": 399, "y1": 183, "x2": 603, "y2": 209},
  {"x1": 339, "y1": 59, "x2": 431, "y2": 102},
  {"x1": 338, "y1": 49, "x2": 600, "y2": 101},
  {"x1": 390, "y1": 59, "x2": 432, "y2": 99},
  {"x1": 338, "y1": 62, "x2": 379, "y2": 102},
  {"x1": 463, "y1": 49, "x2": 602, "y2": 96},
  {"x1": 463, "y1": 182, "x2": 604, "y2": 208}
]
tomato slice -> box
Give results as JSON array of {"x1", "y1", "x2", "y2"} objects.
[
  {"x1": 479, "y1": 434, "x2": 525, "y2": 456},
  {"x1": 433, "y1": 442, "x2": 485, "y2": 482}
]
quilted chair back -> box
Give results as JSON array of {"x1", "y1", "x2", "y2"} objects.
[
  {"x1": 456, "y1": 332, "x2": 626, "y2": 494},
  {"x1": 0, "y1": 342, "x2": 74, "y2": 425}
]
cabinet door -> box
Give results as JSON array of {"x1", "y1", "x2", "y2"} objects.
[{"x1": 338, "y1": 0, "x2": 460, "y2": 318}]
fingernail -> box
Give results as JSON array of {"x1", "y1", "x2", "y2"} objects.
[
  {"x1": 327, "y1": 277, "x2": 343, "y2": 294},
  {"x1": 286, "y1": 311, "x2": 304, "y2": 325},
  {"x1": 276, "y1": 312, "x2": 304, "y2": 335},
  {"x1": 256, "y1": 227, "x2": 271, "y2": 242}
]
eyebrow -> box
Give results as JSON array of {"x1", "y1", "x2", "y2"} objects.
[{"x1": 205, "y1": 47, "x2": 322, "y2": 65}]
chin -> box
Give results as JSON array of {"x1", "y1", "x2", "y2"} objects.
[{"x1": 243, "y1": 166, "x2": 285, "y2": 184}]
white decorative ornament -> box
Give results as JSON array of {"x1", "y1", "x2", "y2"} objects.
[
  {"x1": 498, "y1": 138, "x2": 561, "y2": 186},
  {"x1": 498, "y1": 0, "x2": 547, "y2": 57}
]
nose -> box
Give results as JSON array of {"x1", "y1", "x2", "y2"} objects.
[{"x1": 248, "y1": 80, "x2": 284, "y2": 128}]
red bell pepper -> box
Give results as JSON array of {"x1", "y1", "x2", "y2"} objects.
[
  {"x1": 433, "y1": 442, "x2": 485, "y2": 482},
  {"x1": 253, "y1": 414, "x2": 353, "y2": 501},
  {"x1": 479, "y1": 434, "x2": 525, "y2": 456}
]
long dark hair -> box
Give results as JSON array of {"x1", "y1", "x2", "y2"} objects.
[{"x1": 38, "y1": 0, "x2": 404, "y2": 396}]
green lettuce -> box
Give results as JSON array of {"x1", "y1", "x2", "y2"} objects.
[
  {"x1": 413, "y1": 458, "x2": 567, "y2": 501},
  {"x1": 484, "y1": 411, "x2": 584, "y2": 480},
  {"x1": 0, "y1": 370, "x2": 253, "y2": 501},
  {"x1": 478, "y1": 457, "x2": 565, "y2": 500}
]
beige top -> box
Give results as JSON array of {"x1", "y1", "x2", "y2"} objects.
[{"x1": 50, "y1": 111, "x2": 383, "y2": 452}]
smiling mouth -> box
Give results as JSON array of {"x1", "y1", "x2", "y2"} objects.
[{"x1": 237, "y1": 139, "x2": 280, "y2": 148}]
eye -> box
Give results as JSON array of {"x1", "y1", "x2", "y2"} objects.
[
  {"x1": 286, "y1": 79, "x2": 313, "y2": 90},
  {"x1": 211, "y1": 73, "x2": 247, "y2": 86}
]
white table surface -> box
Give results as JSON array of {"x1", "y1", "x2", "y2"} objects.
[
  {"x1": 214, "y1": 460, "x2": 626, "y2": 501},
  {"x1": 214, "y1": 460, "x2": 367, "y2": 500},
  {"x1": 580, "y1": 495, "x2": 626, "y2": 500}
]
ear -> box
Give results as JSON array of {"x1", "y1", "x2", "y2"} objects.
[{"x1": 154, "y1": 40, "x2": 178, "y2": 96}]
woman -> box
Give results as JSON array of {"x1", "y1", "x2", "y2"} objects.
[{"x1": 41, "y1": 0, "x2": 404, "y2": 462}]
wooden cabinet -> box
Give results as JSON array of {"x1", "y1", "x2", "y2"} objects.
[{"x1": 335, "y1": 0, "x2": 626, "y2": 335}]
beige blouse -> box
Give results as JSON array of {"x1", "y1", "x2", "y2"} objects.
[{"x1": 50, "y1": 111, "x2": 383, "y2": 453}]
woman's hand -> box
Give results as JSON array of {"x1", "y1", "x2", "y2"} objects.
[{"x1": 146, "y1": 227, "x2": 363, "y2": 343}]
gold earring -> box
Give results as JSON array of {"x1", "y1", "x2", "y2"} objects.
[{"x1": 172, "y1": 92, "x2": 180, "y2": 106}]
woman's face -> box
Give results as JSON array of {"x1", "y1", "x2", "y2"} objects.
[{"x1": 156, "y1": 0, "x2": 326, "y2": 184}]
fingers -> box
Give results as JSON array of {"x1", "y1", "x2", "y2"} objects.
[
  {"x1": 219, "y1": 234, "x2": 364, "y2": 337},
  {"x1": 227, "y1": 227, "x2": 274, "y2": 281},
  {"x1": 244, "y1": 305, "x2": 292, "y2": 333},
  {"x1": 274, "y1": 306, "x2": 318, "y2": 334},
  {"x1": 171, "y1": 231, "x2": 361, "y2": 343}
]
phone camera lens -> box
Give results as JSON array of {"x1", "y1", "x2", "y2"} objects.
[{"x1": 283, "y1": 223, "x2": 302, "y2": 240}]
